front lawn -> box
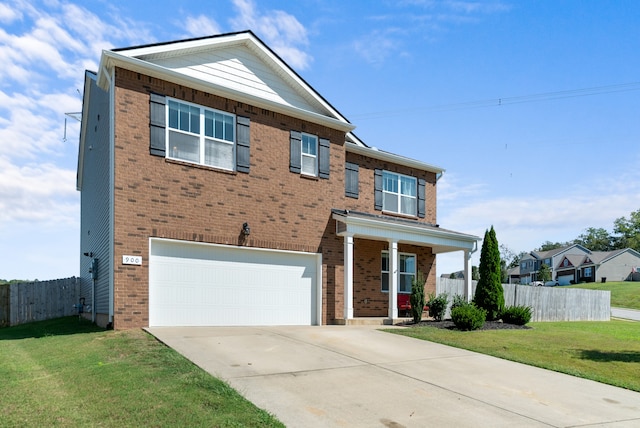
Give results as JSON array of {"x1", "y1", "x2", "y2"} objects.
[
  {"x1": 388, "y1": 320, "x2": 640, "y2": 392},
  {"x1": 0, "y1": 317, "x2": 283, "y2": 427},
  {"x1": 566, "y1": 281, "x2": 640, "y2": 310}
]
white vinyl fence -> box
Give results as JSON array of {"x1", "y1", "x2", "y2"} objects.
[{"x1": 436, "y1": 278, "x2": 610, "y2": 322}]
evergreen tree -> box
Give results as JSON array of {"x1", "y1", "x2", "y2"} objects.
[{"x1": 474, "y1": 226, "x2": 505, "y2": 321}]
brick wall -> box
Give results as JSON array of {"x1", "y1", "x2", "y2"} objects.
[{"x1": 110, "y1": 68, "x2": 438, "y2": 328}]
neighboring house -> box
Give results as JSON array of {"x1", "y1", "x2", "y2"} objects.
[
  {"x1": 506, "y1": 266, "x2": 520, "y2": 284},
  {"x1": 519, "y1": 244, "x2": 590, "y2": 285},
  {"x1": 77, "y1": 31, "x2": 480, "y2": 329},
  {"x1": 518, "y1": 244, "x2": 640, "y2": 285},
  {"x1": 577, "y1": 249, "x2": 640, "y2": 283}
]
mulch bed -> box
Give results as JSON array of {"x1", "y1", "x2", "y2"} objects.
[{"x1": 401, "y1": 319, "x2": 532, "y2": 330}]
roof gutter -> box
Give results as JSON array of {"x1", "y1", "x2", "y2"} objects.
[{"x1": 346, "y1": 142, "x2": 445, "y2": 174}]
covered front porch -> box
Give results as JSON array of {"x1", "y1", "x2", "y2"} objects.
[{"x1": 332, "y1": 209, "x2": 480, "y2": 324}]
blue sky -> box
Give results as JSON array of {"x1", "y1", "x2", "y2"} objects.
[{"x1": 1, "y1": 0, "x2": 639, "y2": 280}]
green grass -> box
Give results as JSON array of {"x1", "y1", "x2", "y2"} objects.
[
  {"x1": 388, "y1": 320, "x2": 640, "y2": 392},
  {"x1": 0, "y1": 317, "x2": 283, "y2": 427},
  {"x1": 566, "y1": 281, "x2": 640, "y2": 310}
]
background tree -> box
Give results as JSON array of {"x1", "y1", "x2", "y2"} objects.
[
  {"x1": 471, "y1": 265, "x2": 479, "y2": 281},
  {"x1": 537, "y1": 241, "x2": 572, "y2": 252},
  {"x1": 537, "y1": 263, "x2": 551, "y2": 283},
  {"x1": 573, "y1": 227, "x2": 614, "y2": 251},
  {"x1": 613, "y1": 209, "x2": 640, "y2": 252},
  {"x1": 474, "y1": 226, "x2": 505, "y2": 320},
  {"x1": 499, "y1": 244, "x2": 516, "y2": 283}
]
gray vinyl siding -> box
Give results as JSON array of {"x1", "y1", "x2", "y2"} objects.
[
  {"x1": 597, "y1": 251, "x2": 640, "y2": 282},
  {"x1": 79, "y1": 74, "x2": 112, "y2": 317}
]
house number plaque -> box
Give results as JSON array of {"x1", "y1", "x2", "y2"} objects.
[{"x1": 122, "y1": 255, "x2": 143, "y2": 265}]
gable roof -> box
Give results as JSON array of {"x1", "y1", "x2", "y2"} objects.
[
  {"x1": 97, "y1": 30, "x2": 355, "y2": 133},
  {"x1": 532, "y1": 244, "x2": 590, "y2": 260},
  {"x1": 581, "y1": 248, "x2": 640, "y2": 266},
  {"x1": 556, "y1": 254, "x2": 584, "y2": 270}
]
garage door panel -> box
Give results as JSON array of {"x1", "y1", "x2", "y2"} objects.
[{"x1": 149, "y1": 240, "x2": 318, "y2": 327}]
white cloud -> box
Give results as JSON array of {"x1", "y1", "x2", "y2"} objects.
[
  {"x1": 352, "y1": 29, "x2": 405, "y2": 65},
  {"x1": 435, "y1": 165, "x2": 640, "y2": 276},
  {"x1": 0, "y1": 156, "x2": 77, "y2": 225},
  {"x1": 230, "y1": 0, "x2": 312, "y2": 70},
  {"x1": 0, "y1": 1, "x2": 22, "y2": 23},
  {"x1": 184, "y1": 15, "x2": 222, "y2": 38}
]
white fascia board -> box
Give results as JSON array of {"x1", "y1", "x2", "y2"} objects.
[
  {"x1": 346, "y1": 143, "x2": 444, "y2": 174},
  {"x1": 332, "y1": 212, "x2": 479, "y2": 251},
  {"x1": 114, "y1": 33, "x2": 252, "y2": 57},
  {"x1": 97, "y1": 50, "x2": 356, "y2": 132},
  {"x1": 77, "y1": 71, "x2": 98, "y2": 191}
]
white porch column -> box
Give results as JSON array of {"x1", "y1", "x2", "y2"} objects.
[
  {"x1": 388, "y1": 240, "x2": 399, "y2": 319},
  {"x1": 464, "y1": 250, "x2": 473, "y2": 302},
  {"x1": 344, "y1": 234, "x2": 354, "y2": 320}
]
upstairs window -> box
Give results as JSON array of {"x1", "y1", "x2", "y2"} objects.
[
  {"x1": 167, "y1": 99, "x2": 235, "y2": 170},
  {"x1": 383, "y1": 171, "x2": 417, "y2": 216},
  {"x1": 301, "y1": 133, "x2": 318, "y2": 176}
]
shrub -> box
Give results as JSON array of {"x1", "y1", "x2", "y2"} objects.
[
  {"x1": 501, "y1": 305, "x2": 532, "y2": 325},
  {"x1": 427, "y1": 293, "x2": 449, "y2": 321},
  {"x1": 451, "y1": 304, "x2": 487, "y2": 331},
  {"x1": 450, "y1": 294, "x2": 467, "y2": 311},
  {"x1": 409, "y1": 271, "x2": 426, "y2": 324},
  {"x1": 473, "y1": 226, "x2": 505, "y2": 321}
]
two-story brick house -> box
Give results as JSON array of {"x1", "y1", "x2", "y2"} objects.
[{"x1": 77, "y1": 31, "x2": 479, "y2": 329}]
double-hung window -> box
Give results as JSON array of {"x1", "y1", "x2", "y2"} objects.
[
  {"x1": 382, "y1": 171, "x2": 417, "y2": 216},
  {"x1": 301, "y1": 133, "x2": 318, "y2": 176},
  {"x1": 167, "y1": 99, "x2": 235, "y2": 170},
  {"x1": 381, "y1": 251, "x2": 416, "y2": 294}
]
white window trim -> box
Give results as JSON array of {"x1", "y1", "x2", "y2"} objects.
[
  {"x1": 382, "y1": 171, "x2": 417, "y2": 216},
  {"x1": 301, "y1": 132, "x2": 318, "y2": 177},
  {"x1": 166, "y1": 98, "x2": 236, "y2": 171},
  {"x1": 381, "y1": 251, "x2": 417, "y2": 294}
]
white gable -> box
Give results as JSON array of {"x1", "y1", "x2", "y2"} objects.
[
  {"x1": 142, "y1": 45, "x2": 323, "y2": 114},
  {"x1": 98, "y1": 32, "x2": 356, "y2": 133}
]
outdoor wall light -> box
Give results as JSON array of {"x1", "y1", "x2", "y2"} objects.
[
  {"x1": 83, "y1": 251, "x2": 94, "y2": 257},
  {"x1": 242, "y1": 222, "x2": 250, "y2": 236}
]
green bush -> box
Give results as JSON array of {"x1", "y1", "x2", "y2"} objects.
[
  {"x1": 501, "y1": 305, "x2": 532, "y2": 325},
  {"x1": 409, "y1": 271, "x2": 426, "y2": 324},
  {"x1": 473, "y1": 226, "x2": 505, "y2": 321},
  {"x1": 450, "y1": 294, "x2": 467, "y2": 311},
  {"x1": 427, "y1": 293, "x2": 449, "y2": 321},
  {"x1": 451, "y1": 304, "x2": 487, "y2": 331}
]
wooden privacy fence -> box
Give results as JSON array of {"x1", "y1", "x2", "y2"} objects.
[
  {"x1": 0, "y1": 277, "x2": 80, "y2": 327},
  {"x1": 436, "y1": 278, "x2": 610, "y2": 322}
]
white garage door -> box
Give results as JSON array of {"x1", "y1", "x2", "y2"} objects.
[{"x1": 149, "y1": 239, "x2": 320, "y2": 327}]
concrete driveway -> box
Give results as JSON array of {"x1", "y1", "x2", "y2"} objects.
[{"x1": 148, "y1": 325, "x2": 640, "y2": 427}]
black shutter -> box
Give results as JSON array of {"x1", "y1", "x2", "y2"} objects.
[
  {"x1": 345, "y1": 162, "x2": 359, "y2": 198},
  {"x1": 374, "y1": 169, "x2": 383, "y2": 211},
  {"x1": 418, "y1": 178, "x2": 426, "y2": 218},
  {"x1": 318, "y1": 138, "x2": 330, "y2": 179},
  {"x1": 236, "y1": 116, "x2": 250, "y2": 173},
  {"x1": 149, "y1": 93, "x2": 166, "y2": 157},
  {"x1": 290, "y1": 130, "x2": 302, "y2": 173}
]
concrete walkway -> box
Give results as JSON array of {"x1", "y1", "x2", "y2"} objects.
[
  {"x1": 612, "y1": 307, "x2": 640, "y2": 321},
  {"x1": 148, "y1": 326, "x2": 640, "y2": 428}
]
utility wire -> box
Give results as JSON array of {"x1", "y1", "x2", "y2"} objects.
[{"x1": 348, "y1": 81, "x2": 640, "y2": 120}]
